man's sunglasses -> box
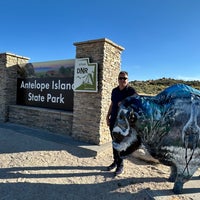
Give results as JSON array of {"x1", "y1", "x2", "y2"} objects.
[{"x1": 118, "y1": 77, "x2": 128, "y2": 80}]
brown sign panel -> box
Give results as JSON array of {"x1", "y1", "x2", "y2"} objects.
[{"x1": 17, "y1": 77, "x2": 74, "y2": 111}]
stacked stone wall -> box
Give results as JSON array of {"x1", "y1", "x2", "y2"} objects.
[
  {"x1": 0, "y1": 54, "x2": 7, "y2": 121},
  {"x1": 9, "y1": 105, "x2": 73, "y2": 135},
  {"x1": 0, "y1": 53, "x2": 29, "y2": 122},
  {"x1": 72, "y1": 38, "x2": 124, "y2": 144},
  {"x1": 99, "y1": 40, "x2": 124, "y2": 144}
]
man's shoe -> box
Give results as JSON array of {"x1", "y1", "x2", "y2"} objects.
[
  {"x1": 107, "y1": 162, "x2": 117, "y2": 171},
  {"x1": 114, "y1": 166, "x2": 124, "y2": 176}
]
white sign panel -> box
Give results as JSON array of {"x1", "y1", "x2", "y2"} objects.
[{"x1": 74, "y1": 58, "x2": 98, "y2": 92}]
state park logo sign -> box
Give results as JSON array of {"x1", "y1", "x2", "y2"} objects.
[{"x1": 74, "y1": 58, "x2": 98, "y2": 92}]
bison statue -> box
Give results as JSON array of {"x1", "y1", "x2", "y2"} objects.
[{"x1": 112, "y1": 83, "x2": 200, "y2": 194}]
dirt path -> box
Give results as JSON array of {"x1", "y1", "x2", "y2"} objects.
[{"x1": 0, "y1": 123, "x2": 199, "y2": 200}]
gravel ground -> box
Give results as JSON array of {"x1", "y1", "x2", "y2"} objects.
[{"x1": 0, "y1": 123, "x2": 199, "y2": 200}]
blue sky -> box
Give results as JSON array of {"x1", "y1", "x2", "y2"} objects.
[{"x1": 1, "y1": 0, "x2": 200, "y2": 81}]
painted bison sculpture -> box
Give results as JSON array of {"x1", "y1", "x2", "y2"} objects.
[{"x1": 112, "y1": 83, "x2": 200, "y2": 194}]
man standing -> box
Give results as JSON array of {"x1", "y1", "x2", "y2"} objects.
[{"x1": 106, "y1": 71, "x2": 137, "y2": 176}]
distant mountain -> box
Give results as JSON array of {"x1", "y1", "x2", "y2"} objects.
[{"x1": 129, "y1": 78, "x2": 200, "y2": 95}]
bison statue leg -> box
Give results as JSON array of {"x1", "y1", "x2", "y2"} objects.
[
  {"x1": 168, "y1": 165, "x2": 177, "y2": 182},
  {"x1": 161, "y1": 144, "x2": 200, "y2": 194}
]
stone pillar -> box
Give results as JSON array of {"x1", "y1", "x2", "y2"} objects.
[
  {"x1": 72, "y1": 38, "x2": 124, "y2": 145},
  {"x1": 0, "y1": 53, "x2": 29, "y2": 122}
]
